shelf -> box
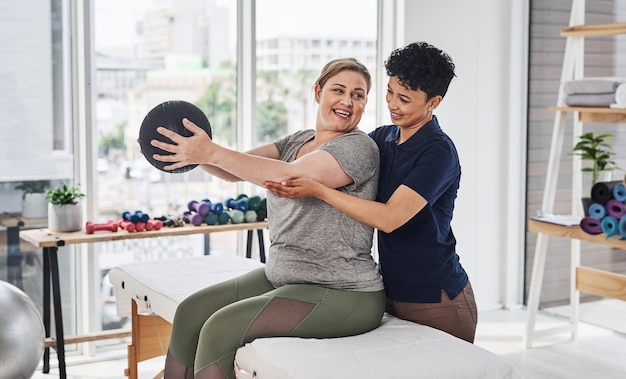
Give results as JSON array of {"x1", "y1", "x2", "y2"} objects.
[
  {"x1": 20, "y1": 221, "x2": 268, "y2": 248},
  {"x1": 525, "y1": 2, "x2": 626, "y2": 348},
  {"x1": 577, "y1": 266, "x2": 626, "y2": 301},
  {"x1": 528, "y1": 218, "x2": 626, "y2": 250},
  {"x1": 549, "y1": 106, "x2": 626, "y2": 123},
  {"x1": 530, "y1": 219, "x2": 626, "y2": 302},
  {"x1": 561, "y1": 23, "x2": 626, "y2": 38}
]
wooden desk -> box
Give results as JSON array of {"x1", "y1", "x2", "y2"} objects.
[{"x1": 20, "y1": 221, "x2": 268, "y2": 379}]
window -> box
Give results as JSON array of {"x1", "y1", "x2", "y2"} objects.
[
  {"x1": 256, "y1": 0, "x2": 378, "y2": 137},
  {"x1": 93, "y1": 0, "x2": 239, "y2": 334},
  {"x1": 0, "y1": 0, "x2": 383, "y2": 362}
]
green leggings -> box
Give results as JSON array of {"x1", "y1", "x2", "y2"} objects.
[{"x1": 166, "y1": 267, "x2": 385, "y2": 378}]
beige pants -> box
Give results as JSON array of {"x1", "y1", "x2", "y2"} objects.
[{"x1": 386, "y1": 281, "x2": 478, "y2": 343}]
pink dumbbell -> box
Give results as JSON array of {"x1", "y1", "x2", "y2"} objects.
[
  {"x1": 117, "y1": 219, "x2": 136, "y2": 232},
  {"x1": 135, "y1": 221, "x2": 146, "y2": 232},
  {"x1": 145, "y1": 219, "x2": 163, "y2": 231},
  {"x1": 86, "y1": 220, "x2": 118, "y2": 234}
]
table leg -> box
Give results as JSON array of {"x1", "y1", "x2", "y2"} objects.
[
  {"x1": 45, "y1": 246, "x2": 67, "y2": 378},
  {"x1": 43, "y1": 247, "x2": 51, "y2": 373},
  {"x1": 256, "y1": 230, "x2": 265, "y2": 263},
  {"x1": 6, "y1": 225, "x2": 24, "y2": 289},
  {"x1": 246, "y1": 230, "x2": 253, "y2": 259}
]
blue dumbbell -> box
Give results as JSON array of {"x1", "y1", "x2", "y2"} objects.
[{"x1": 225, "y1": 198, "x2": 248, "y2": 212}]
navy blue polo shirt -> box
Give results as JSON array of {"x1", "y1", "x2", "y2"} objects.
[{"x1": 369, "y1": 116, "x2": 468, "y2": 303}]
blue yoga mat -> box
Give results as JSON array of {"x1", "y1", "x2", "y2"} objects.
[{"x1": 601, "y1": 215, "x2": 619, "y2": 239}]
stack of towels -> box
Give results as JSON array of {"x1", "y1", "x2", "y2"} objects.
[
  {"x1": 580, "y1": 180, "x2": 626, "y2": 238},
  {"x1": 564, "y1": 77, "x2": 626, "y2": 108}
]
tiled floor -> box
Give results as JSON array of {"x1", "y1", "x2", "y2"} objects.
[{"x1": 30, "y1": 307, "x2": 626, "y2": 379}]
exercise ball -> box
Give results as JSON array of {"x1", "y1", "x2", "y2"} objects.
[
  {"x1": 0, "y1": 281, "x2": 45, "y2": 379},
  {"x1": 139, "y1": 100, "x2": 212, "y2": 173}
]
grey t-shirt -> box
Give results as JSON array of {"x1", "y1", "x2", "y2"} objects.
[{"x1": 265, "y1": 129, "x2": 384, "y2": 292}]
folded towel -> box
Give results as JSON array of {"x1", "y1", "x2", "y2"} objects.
[
  {"x1": 610, "y1": 82, "x2": 626, "y2": 109},
  {"x1": 564, "y1": 77, "x2": 626, "y2": 95},
  {"x1": 565, "y1": 93, "x2": 616, "y2": 107}
]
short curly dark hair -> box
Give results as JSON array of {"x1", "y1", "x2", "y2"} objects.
[{"x1": 385, "y1": 41, "x2": 456, "y2": 100}]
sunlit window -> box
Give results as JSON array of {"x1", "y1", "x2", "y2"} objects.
[
  {"x1": 93, "y1": 0, "x2": 239, "y2": 333},
  {"x1": 256, "y1": 0, "x2": 378, "y2": 137},
  {"x1": 0, "y1": 0, "x2": 380, "y2": 361}
]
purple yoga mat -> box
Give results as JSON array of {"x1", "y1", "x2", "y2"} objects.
[
  {"x1": 580, "y1": 216, "x2": 602, "y2": 235},
  {"x1": 605, "y1": 199, "x2": 626, "y2": 219}
]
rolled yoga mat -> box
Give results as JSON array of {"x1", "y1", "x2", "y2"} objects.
[
  {"x1": 601, "y1": 215, "x2": 619, "y2": 238},
  {"x1": 606, "y1": 198, "x2": 626, "y2": 219},
  {"x1": 591, "y1": 180, "x2": 623, "y2": 204},
  {"x1": 619, "y1": 216, "x2": 626, "y2": 239},
  {"x1": 580, "y1": 216, "x2": 603, "y2": 235},
  {"x1": 613, "y1": 182, "x2": 626, "y2": 202},
  {"x1": 588, "y1": 203, "x2": 606, "y2": 220}
]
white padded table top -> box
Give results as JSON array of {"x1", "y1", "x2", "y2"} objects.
[
  {"x1": 108, "y1": 254, "x2": 263, "y2": 322},
  {"x1": 109, "y1": 254, "x2": 522, "y2": 379},
  {"x1": 235, "y1": 314, "x2": 523, "y2": 379}
]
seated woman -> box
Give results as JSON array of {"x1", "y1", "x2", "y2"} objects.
[{"x1": 147, "y1": 58, "x2": 385, "y2": 379}]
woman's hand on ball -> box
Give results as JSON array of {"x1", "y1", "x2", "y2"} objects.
[{"x1": 151, "y1": 118, "x2": 213, "y2": 171}]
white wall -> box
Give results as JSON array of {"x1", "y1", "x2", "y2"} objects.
[{"x1": 401, "y1": 0, "x2": 528, "y2": 310}]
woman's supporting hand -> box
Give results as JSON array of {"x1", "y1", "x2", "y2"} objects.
[{"x1": 264, "y1": 178, "x2": 325, "y2": 199}]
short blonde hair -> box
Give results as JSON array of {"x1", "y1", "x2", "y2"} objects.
[{"x1": 315, "y1": 58, "x2": 372, "y2": 94}]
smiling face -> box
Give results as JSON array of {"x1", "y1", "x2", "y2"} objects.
[
  {"x1": 385, "y1": 76, "x2": 441, "y2": 134},
  {"x1": 314, "y1": 69, "x2": 368, "y2": 134}
]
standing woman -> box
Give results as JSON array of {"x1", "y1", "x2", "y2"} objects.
[{"x1": 266, "y1": 42, "x2": 478, "y2": 343}]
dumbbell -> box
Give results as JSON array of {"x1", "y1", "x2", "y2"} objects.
[
  {"x1": 146, "y1": 219, "x2": 163, "y2": 231},
  {"x1": 86, "y1": 220, "x2": 118, "y2": 234},
  {"x1": 117, "y1": 219, "x2": 136, "y2": 232},
  {"x1": 204, "y1": 212, "x2": 218, "y2": 225},
  {"x1": 256, "y1": 209, "x2": 268, "y2": 221},
  {"x1": 237, "y1": 194, "x2": 262, "y2": 211},
  {"x1": 135, "y1": 221, "x2": 146, "y2": 232},
  {"x1": 259, "y1": 197, "x2": 267, "y2": 211},
  {"x1": 122, "y1": 210, "x2": 149, "y2": 223},
  {"x1": 188, "y1": 200, "x2": 210, "y2": 216},
  {"x1": 201, "y1": 199, "x2": 224, "y2": 214},
  {"x1": 183, "y1": 211, "x2": 203, "y2": 226},
  {"x1": 155, "y1": 215, "x2": 184, "y2": 227},
  {"x1": 217, "y1": 212, "x2": 230, "y2": 225},
  {"x1": 244, "y1": 210, "x2": 257, "y2": 223},
  {"x1": 211, "y1": 202, "x2": 224, "y2": 214},
  {"x1": 226, "y1": 209, "x2": 244, "y2": 224},
  {"x1": 121, "y1": 211, "x2": 138, "y2": 223},
  {"x1": 225, "y1": 197, "x2": 248, "y2": 212}
]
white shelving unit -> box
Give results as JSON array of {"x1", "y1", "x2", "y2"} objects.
[{"x1": 524, "y1": 0, "x2": 626, "y2": 348}]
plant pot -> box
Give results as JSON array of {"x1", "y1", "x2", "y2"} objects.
[
  {"x1": 48, "y1": 202, "x2": 82, "y2": 232},
  {"x1": 22, "y1": 193, "x2": 48, "y2": 219}
]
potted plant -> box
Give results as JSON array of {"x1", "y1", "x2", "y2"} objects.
[
  {"x1": 14, "y1": 180, "x2": 50, "y2": 218},
  {"x1": 572, "y1": 132, "x2": 622, "y2": 216},
  {"x1": 572, "y1": 132, "x2": 619, "y2": 186},
  {"x1": 46, "y1": 183, "x2": 86, "y2": 232}
]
